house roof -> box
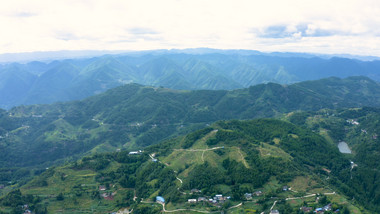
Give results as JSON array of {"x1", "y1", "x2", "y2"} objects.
[{"x1": 156, "y1": 196, "x2": 165, "y2": 202}]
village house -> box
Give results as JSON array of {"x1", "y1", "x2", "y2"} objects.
[
  {"x1": 244, "y1": 193, "x2": 252, "y2": 200},
  {"x1": 191, "y1": 188, "x2": 201, "y2": 193},
  {"x1": 215, "y1": 194, "x2": 223, "y2": 200},
  {"x1": 314, "y1": 203, "x2": 333, "y2": 213},
  {"x1": 156, "y1": 196, "x2": 165, "y2": 204},
  {"x1": 198, "y1": 197, "x2": 207, "y2": 202},
  {"x1": 323, "y1": 203, "x2": 332, "y2": 211},
  {"x1": 346, "y1": 119, "x2": 359, "y2": 125},
  {"x1": 300, "y1": 206, "x2": 313, "y2": 212},
  {"x1": 270, "y1": 210, "x2": 280, "y2": 214},
  {"x1": 101, "y1": 192, "x2": 114, "y2": 200},
  {"x1": 282, "y1": 186, "x2": 288, "y2": 191},
  {"x1": 186, "y1": 194, "x2": 231, "y2": 205},
  {"x1": 99, "y1": 185, "x2": 106, "y2": 191},
  {"x1": 253, "y1": 190, "x2": 263, "y2": 196},
  {"x1": 315, "y1": 207, "x2": 324, "y2": 213},
  {"x1": 129, "y1": 150, "x2": 143, "y2": 155}
]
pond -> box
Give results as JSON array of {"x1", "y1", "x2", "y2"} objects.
[{"x1": 338, "y1": 141, "x2": 352, "y2": 154}]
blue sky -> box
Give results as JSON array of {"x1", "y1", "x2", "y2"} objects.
[{"x1": 1, "y1": 0, "x2": 380, "y2": 56}]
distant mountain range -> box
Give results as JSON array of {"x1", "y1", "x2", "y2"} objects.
[{"x1": 1, "y1": 50, "x2": 380, "y2": 109}]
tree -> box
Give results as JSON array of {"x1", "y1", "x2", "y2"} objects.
[{"x1": 56, "y1": 192, "x2": 64, "y2": 201}]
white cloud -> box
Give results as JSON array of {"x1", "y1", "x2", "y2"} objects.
[{"x1": 0, "y1": 0, "x2": 380, "y2": 56}]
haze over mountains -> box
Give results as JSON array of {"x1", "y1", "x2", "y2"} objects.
[{"x1": 2, "y1": 49, "x2": 380, "y2": 109}]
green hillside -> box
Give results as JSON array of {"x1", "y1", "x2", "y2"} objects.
[
  {"x1": 0, "y1": 119, "x2": 364, "y2": 213},
  {"x1": 1, "y1": 76, "x2": 380, "y2": 186}
]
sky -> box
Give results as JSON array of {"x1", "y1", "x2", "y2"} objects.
[{"x1": 1, "y1": 0, "x2": 380, "y2": 56}]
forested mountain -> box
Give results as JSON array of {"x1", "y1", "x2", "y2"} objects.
[
  {"x1": 0, "y1": 119, "x2": 362, "y2": 213},
  {"x1": 0, "y1": 76, "x2": 380, "y2": 182},
  {"x1": 2, "y1": 50, "x2": 380, "y2": 109}
]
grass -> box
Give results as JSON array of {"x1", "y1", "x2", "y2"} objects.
[
  {"x1": 165, "y1": 145, "x2": 251, "y2": 180},
  {"x1": 263, "y1": 177, "x2": 281, "y2": 193},
  {"x1": 272, "y1": 137, "x2": 281, "y2": 144},
  {"x1": 318, "y1": 128, "x2": 335, "y2": 145},
  {"x1": 287, "y1": 176, "x2": 319, "y2": 193},
  {"x1": 19, "y1": 165, "x2": 125, "y2": 213},
  {"x1": 162, "y1": 130, "x2": 251, "y2": 175},
  {"x1": 257, "y1": 143, "x2": 293, "y2": 161},
  {"x1": 191, "y1": 130, "x2": 218, "y2": 149},
  {"x1": 23, "y1": 168, "x2": 97, "y2": 195}
]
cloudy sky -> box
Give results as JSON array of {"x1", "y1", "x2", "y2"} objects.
[{"x1": 1, "y1": 0, "x2": 380, "y2": 56}]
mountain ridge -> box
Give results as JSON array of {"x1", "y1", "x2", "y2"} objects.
[
  {"x1": 2, "y1": 51, "x2": 380, "y2": 109},
  {"x1": 0, "y1": 76, "x2": 379, "y2": 172}
]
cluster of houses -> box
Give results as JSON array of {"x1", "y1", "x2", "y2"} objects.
[
  {"x1": 99, "y1": 185, "x2": 116, "y2": 200},
  {"x1": 101, "y1": 192, "x2": 115, "y2": 200},
  {"x1": 346, "y1": 119, "x2": 359, "y2": 125},
  {"x1": 270, "y1": 203, "x2": 335, "y2": 214},
  {"x1": 21, "y1": 204, "x2": 32, "y2": 214},
  {"x1": 359, "y1": 129, "x2": 379, "y2": 140},
  {"x1": 244, "y1": 191, "x2": 263, "y2": 200},
  {"x1": 187, "y1": 194, "x2": 231, "y2": 204},
  {"x1": 315, "y1": 203, "x2": 333, "y2": 213},
  {"x1": 300, "y1": 203, "x2": 335, "y2": 213},
  {"x1": 99, "y1": 185, "x2": 107, "y2": 191}
]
